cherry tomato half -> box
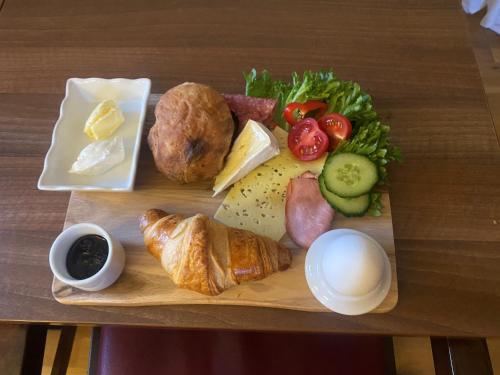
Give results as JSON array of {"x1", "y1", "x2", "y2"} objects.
[
  {"x1": 287, "y1": 118, "x2": 329, "y2": 161},
  {"x1": 283, "y1": 101, "x2": 327, "y2": 127},
  {"x1": 318, "y1": 113, "x2": 352, "y2": 150}
]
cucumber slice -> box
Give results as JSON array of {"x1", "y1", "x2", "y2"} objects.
[
  {"x1": 319, "y1": 175, "x2": 370, "y2": 217},
  {"x1": 322, "y1": 152, "x2": 378, "y2": 198}
]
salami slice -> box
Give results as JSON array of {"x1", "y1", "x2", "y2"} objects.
[{"x1": 222, "y1": 94, "x2": 277, "y2": 132}]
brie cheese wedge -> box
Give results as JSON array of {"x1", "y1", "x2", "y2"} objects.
[{"x1": 213, "y1": 120, "x2": 280, "y2": 196}]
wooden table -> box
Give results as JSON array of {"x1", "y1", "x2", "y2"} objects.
[{"x1": 1, "y1": 0, "x2": 499, "y2": 337}]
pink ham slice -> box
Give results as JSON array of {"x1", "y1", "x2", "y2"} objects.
[
  {"x1": 222, "y1": 94, "x2": 277, "y2": 132},
  {"x1": 285, "y1": 172, "x2": 335, "y2": 249}
]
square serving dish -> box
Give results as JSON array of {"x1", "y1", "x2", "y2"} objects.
[{"x1": 38, "y1": 78, "x2": 151, "y2": 191}]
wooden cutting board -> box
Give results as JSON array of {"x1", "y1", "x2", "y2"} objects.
[{"x1": 53, "y1": 159, "x2": 398, "y2": 313}]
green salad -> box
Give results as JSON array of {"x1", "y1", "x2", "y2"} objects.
[{"x1": 244, "y1": 69, "x2": 401, "y2": 216}]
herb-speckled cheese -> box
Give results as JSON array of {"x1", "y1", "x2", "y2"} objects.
[{"x1": 214, "y1": 128, "x2": 326, "y2": 241}]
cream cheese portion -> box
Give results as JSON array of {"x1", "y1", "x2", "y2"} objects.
[{"x1": 69, "y1": 136, "x2": 125, "y2": 176}]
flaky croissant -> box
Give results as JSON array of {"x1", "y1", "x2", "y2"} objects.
[{"x1": 139, "y1": 209, "x2": 292, "y2": 296}]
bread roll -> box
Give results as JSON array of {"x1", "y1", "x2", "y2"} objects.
[{"x1": 148, "y1": 82, "x2": 234, "y2": 183}]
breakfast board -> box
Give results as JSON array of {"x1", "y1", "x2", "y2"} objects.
[
  {"x1": 52, "y1": 161, "x2": 398, "y2": 313},
  {"x1": 49, "y1": 70, "x2": 402, "y2": 314}
]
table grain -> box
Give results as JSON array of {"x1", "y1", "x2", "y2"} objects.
[{"x1": 1, "y1": 0, "x2": 499, "y2": 336}]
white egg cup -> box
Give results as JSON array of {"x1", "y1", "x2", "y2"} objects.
[
  {"x1": 305, "y1": 229, "x2": 391, "y2": 315},
  {"x1": 49, "y1": 223, "x2": 126, "y2": 292}
]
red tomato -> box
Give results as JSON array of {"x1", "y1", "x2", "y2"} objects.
[
  {"x1": 318, "y1": 113, "x2": 352, "y2": 150},
  {"x1": 287, "y1": 118, "x2": 329, "y2": 161},
  {"x1": 283, "y1": 101, "x2": 327, "y2": 127}
]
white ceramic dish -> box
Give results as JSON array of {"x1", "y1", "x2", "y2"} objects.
[
  {"x1": 305, "y1": 229, "x2": 391, "y2": 316},
  {"x1": 49, "y1": 223, "x2": 126, "y2": 292},
  {"x1": 38, "y1": 78, "x2": 151, "y2": 191}
]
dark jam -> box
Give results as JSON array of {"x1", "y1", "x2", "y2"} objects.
[{"x1": 66, "y1": 235, "x2": 109, "y2": 280}]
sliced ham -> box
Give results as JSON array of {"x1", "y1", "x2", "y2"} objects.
[
  {"x1": 285, "y1": 172, "x2": 335, "y2": 249},
  {"x1": 222, "y1": 94, "x2": 277, "y2": 132}
]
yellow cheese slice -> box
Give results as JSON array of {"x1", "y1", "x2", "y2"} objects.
[{"x1": 214, "y1": 127, "x2": 326, "y2": 241}]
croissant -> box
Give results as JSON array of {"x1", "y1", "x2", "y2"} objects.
[{"x1": 139, "y1": 209, "x2": 292, "y2": 296}]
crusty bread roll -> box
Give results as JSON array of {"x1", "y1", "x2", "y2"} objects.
[{"x1": 148, "y1": 82, "x2": 234, "y2": 183}]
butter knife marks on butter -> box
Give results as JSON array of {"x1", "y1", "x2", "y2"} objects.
[
  {"x1": 84, "y1": 100, "x2": 124, "y2": 140},
  {"x1": 69, "y1": 136, "x2": 125, "y2": 176}
]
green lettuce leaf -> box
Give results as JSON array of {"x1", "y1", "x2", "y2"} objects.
[
  {"x1": 335, "y1": 119, "x2": 401, "y2": 184},
  {"x1": 245, "y1": 69, "x2": 341, "y2": 129},
  {"x1": 368, "y1": 192, "x2": 383, "y2": 217},
  {"x1": 244, "y1": 69, "x2": 291, "y2": 129},
  {"x1": 327, "y1": 81, "x2": 377, "y2": 123},
  {"x1": 284, "y1": 70, "x2": 340, "y2": 104},
  {"x1": 244, "y1": 69, "x2": 378, "y2": 130},
  {"x1": 244, "y1": 69, "x2": 291, "y2": 99},
  {"x1": 244, "y1": 69, "x2": 401, "y2": 215},
  {"x1": 244, "y1": 69, "x2": 401, "y2": 181}
]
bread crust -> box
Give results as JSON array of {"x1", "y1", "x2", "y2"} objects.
[{"x1": 148, "y1": 82, "x2": 234, "y2": 183}]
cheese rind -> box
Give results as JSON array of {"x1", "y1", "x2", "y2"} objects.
[
  {"x1": 214, "y1": 127, "x2": 326, "y2": 241},
  {"x1": 84, "y1": 100, "x2": 125, "y2": 140},
  {"x1": 213, "y1": 120, "x2": 279, "y2": 196}
]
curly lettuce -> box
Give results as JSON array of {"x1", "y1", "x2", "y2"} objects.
[
  {"x1": 244, "y1": 69, "x2": 401, "y2": 215},
  {"x1": 245, "y1": 69, "x2": 376, "y2": 130},
  {"x1": 327, "y1": 81, "x2": 377, "y2": 123},
  {"x1": 335, "y1": 119, "x2": 401, "y2": 184}
]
